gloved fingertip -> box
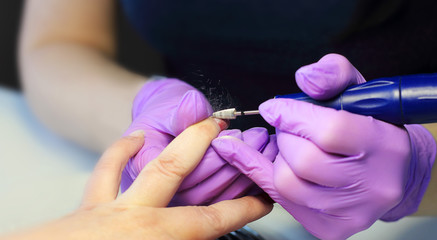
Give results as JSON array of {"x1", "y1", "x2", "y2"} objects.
[
  {"x1": 242, "y1": 127, "x2": 269, "y2": 150},
  {"x1": 242, "y1": 127, "x2": 268, "y2": 139},
  {"x1": 259, "y1": 99, "x2": 286, "y2": 127},
  {"x1": 318, "y1": 53, "x2": 366, "y2": 85},
  {"x1": 212, "y1": 136, "x2": 274, "y2": 178},
  {"x1": 295, "y1": 61, "x2": 340, "y2": 100},
  {"x1": 295, "y1": 53, "x2": 366, "y2": 100},
  {"x1": 182, "y1": 90, "x2": 214, "y2": 116},
  {"x1": 295, "y1": 71, "x2": 326, "y2": 100},
  {"x1": 211, "y1": 136, "x2": 242, "y2": 157},
  {"x1": 171, "y1": 90, "x2": 213, "y2": 135}
]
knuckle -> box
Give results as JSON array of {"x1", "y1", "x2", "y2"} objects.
[
  {"x1": 273, "y1": 170, "x2": 300, "y2": 203},
  {"x1": 317, "y1": 111, "x2": 349, "y2": 146},
  {"x1": 289, "y1": 147, "x2": 317, "y2": 177},
  {"x1": 196, "y1": 206, "x2": 228, "y2": 234},
  {"x1": 377, "y1": 184, "x2": 404, "y2": 207},
  {"x1": 153, "y1": 152, "x2": 187, "y2": 180},
  {"x1": 133, "y1": 208, "x2": 158, "y2": 228}
]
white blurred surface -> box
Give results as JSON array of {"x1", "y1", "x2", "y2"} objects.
[
  {"x1": 1, "y1": 86, "x2": 437, "y2": 239},
  {"x1": 0, "y1": 87, "x2": 99, "y2": 234}
]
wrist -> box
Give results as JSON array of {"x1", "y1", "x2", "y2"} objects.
[{"x1": 381, "y1": 124, "x2": 437, "y2": 221}]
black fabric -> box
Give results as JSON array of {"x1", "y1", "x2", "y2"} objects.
[
  {"x1": 0, "y1": 1, "x2": 23, "y2": 89},
  {"x1": 120, "y1": 0, "x2": 437, "y2": 130}
]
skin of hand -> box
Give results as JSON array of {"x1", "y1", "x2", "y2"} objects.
[
  {"x1": 3, "y1": 119, "x2": 273, "y2": 240},
  {"x1": 212, "y1": 54, "x2": 436, "y2": 240},
  {"x1": 121, "y1": 78, "x2": 278, "y2": 206}
]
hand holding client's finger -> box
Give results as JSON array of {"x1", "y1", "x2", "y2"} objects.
[{"x1": 119, "y1": 117, "x2": 226, "y2": 207}]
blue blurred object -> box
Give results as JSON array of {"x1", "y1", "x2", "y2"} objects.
[
  {"x1": 276, "y1": 74, "x2": 437, "y2": 125},
  {"x1": 218, "y1": 226, "x2": 266, "y2": 240}
]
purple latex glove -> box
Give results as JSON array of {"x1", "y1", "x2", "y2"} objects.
[
  {"x1": 212, "y1": 54, "x2": 436, "y2": 239},
  {"x1": 121, "y1": 78, "x2": 277, "y2": 206},
  {"x1": 173, "y1": 127, "x2": 278, "y2": 206}
]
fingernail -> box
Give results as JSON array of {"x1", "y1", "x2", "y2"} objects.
[
  {"x1": 128, "y1": 129, "x2": 144, "y2": 138},
  {"x1": 212, "y1": 118, "x2": 229, "y2": 130}
]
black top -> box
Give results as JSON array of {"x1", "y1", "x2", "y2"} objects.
[{"x1": 120, "y1": 0, "x2": 437, "y2": 130}]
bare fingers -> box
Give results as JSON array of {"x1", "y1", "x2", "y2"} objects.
[
  {"x1": 157, "y1": 195, "x2": 273, "y2": 240},
  {"x1": 81, "y1": 130, "x2": 145, "y2": 207}
]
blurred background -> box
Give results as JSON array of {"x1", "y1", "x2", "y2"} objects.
[{"x1": 0, "y1": 0, "x2": 164, "y2": 90}]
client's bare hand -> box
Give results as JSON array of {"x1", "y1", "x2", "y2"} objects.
[{"x1": 5, "y1": 118, "x2": 272, "y2": 240}]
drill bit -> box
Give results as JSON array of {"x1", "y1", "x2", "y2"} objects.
[{"x1": 212, "y1": 108, "x2": 260, "y2": 119}]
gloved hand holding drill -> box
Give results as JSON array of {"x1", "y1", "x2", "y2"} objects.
[{"x1": 212, "y1": 54, "x2": 436, "y2": 239}]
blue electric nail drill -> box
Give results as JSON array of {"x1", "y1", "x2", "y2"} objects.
[{"x1": 212, "y1": 74, "x2": 437, "y2": 125}]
